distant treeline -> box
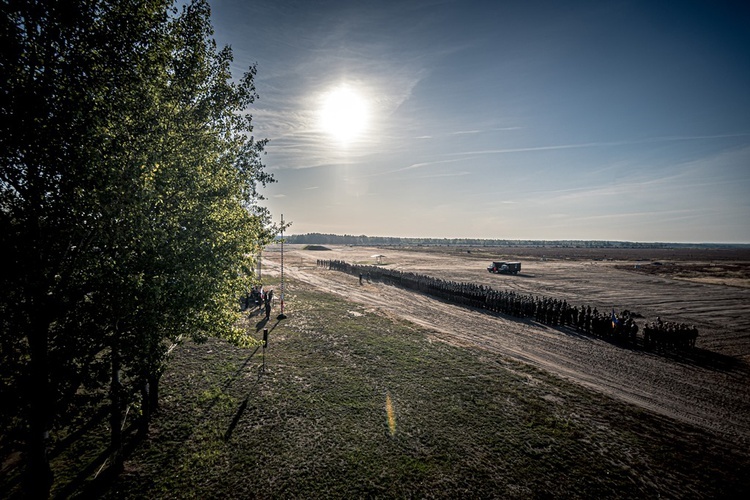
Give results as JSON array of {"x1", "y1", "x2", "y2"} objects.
[{"x1": 284, "y1": 233, "x2": 749, "y2": 249}]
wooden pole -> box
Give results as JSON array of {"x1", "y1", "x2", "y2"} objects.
[{"x1": 277, "y1": 214, "x2": 287, "y2": 319}]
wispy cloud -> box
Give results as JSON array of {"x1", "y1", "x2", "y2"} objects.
[
  {"x1": 640, "y1": 132, "x2": 750, "y2": 143},
  {"x1": 451, "y1": 142, "x2": 606, "y2": 156},
  {"x1": 450, "y1": 126, "x2": 523, "y2": 136},
  {"x1": 399, "y1": 158, "x2": 463, "y2": 171},
  {"x1": 570, "y1": 208, "x2": 700, "y2": 222},
  {"x1": 347, "y1": 157, "x2": 466, "y2": 180},
  {"x1": 450, "y1": 133, "x2": 750, "y2": 158},
  {"x1": 410, "y1": 171, "x2": 470, "y2": 179}
]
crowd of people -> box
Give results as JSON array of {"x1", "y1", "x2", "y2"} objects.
[
  {"x1": 644, "y1": 318, "x2": 699, "y2": 350},
  {"x1": 317, "y1": 259, "x2": 698, "y2": 351}
]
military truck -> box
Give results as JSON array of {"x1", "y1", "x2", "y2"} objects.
[{"x1": 487, "y1": 261, "x2": 521, "y2": 274}]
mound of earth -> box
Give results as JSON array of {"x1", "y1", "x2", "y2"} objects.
[{"x1": 302, "y1": 245, "x2": 331, "y2": 251}]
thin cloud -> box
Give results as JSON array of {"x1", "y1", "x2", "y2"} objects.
[
  {"x1": 402, "y1": 162, "x2": 431, "y2": 170},
  {"x1": 399, "y1": 158, "x2": 464, "y2": 172},
  {"x1": 451, "y1": 133, "x2": 750, "y2": 157},
  {"x1": 410, "y1": 171, "x2": 470, "y2": 179},
  {"x1": 452, "y1": 142, "x2": 615, "y2": 156},
  {"x1": 349, "y1": 157, "x2": 466, "y2": 180},
  {"x1": 450, "y1": 127, "x2": 522, "y2": 135},
  {"x1": 572, "y1": 209, "x2": 699, "y2": 222},
  {"x1": 639, "y1": 132, "x2": 750, "y2": 143}
]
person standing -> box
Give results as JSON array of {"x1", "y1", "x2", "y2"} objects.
[{"x1": 264, "y1": 289, "x2": 274, "y2": 320}]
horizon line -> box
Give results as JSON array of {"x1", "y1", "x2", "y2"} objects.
[{"x1": 276, "y1": 234, "x2": 750, "y2": 247}]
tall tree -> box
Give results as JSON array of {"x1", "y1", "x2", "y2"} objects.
[{"x1": 1, "y1": 0, "x2": 276, "y2": 495}]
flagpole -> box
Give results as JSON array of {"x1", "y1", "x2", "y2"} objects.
[{"x1": 277, "y1": 214, "x2": 287, "y2": 320}]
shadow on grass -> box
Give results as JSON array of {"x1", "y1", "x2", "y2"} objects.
[
  {"x1": 223, "y1": 379, "x2": 260, "y2": 443},
  {"x1": 0, "y1": 406, "x2": 112, "y2": 498},
  {"x1": 57, "y1": 324, "x2": 280, "y2": 498},
  {"x1": 223, "y1": 345, "x2": 260, "y2": 391},
  {"x1": 54, "y1": 424, "x2": 143, "y2": 499},
  {"x1": 224, "y1": 317, "x2": 285, "y2": 442},
  {"x1": 48, "y1": 406, "x2": 110, "y2": 461}
]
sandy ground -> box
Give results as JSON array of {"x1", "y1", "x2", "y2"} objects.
[{"x1": 262, "y1": 245, "x2": 750, "y2": 446}]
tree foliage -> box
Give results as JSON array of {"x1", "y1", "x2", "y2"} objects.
[
  {"x1": 0, "y1": 0, "x2": 276, "y2": 495},
  {"x1": 284, "y1": 233, "x2": 747, "y2": 249}
]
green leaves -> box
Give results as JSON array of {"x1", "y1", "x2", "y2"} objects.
[{"x1": 1, "y1": 0, "x2": 277, "y2": 491}]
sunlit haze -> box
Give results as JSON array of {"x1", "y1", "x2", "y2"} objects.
[{"x1": 209, "y1": 0, "x2": 750, "y2": 243}]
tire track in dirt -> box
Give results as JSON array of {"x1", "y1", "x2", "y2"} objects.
[{"x1": 264, "y1": 247, "x2": 750, "y2": 445}]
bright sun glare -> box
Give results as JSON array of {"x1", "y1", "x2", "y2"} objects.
[{"x1": 319, "y1": 86, "x2": 369, "y2": 144}]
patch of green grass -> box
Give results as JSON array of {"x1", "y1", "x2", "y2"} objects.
[{"x1": 91, "y1": 277, "x2": 750, "y2": 498}]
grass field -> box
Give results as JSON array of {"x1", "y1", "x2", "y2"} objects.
[{"x1": 69, "y1": 276, "x2": 750, "y2": 498}]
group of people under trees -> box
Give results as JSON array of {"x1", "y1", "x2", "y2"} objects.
[
  {"x1": 242, "y1": 285, "x2": 274, "y2": 320},
  {"x1": 317, "y1": 259, "x2": 699, "y2": 352}
]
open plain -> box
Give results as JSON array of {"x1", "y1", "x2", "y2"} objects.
[
  {"x1": 85, "y1": 243, "x2": 750, "y2": 498},
  {"x1": 267, "y1": 244, "x2": 750, "y2": 445}
]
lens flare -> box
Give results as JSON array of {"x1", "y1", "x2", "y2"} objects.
[{"x1": 385, "y1": 391, "x2": 396, "y2": 436}]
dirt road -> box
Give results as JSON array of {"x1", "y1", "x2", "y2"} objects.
[{"x1": 263, "y1": 245, "x2": 750, "y2": 445}]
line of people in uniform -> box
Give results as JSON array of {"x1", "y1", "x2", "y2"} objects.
[
  {"x1": 643, "y1": 318, "x2": 698, "y2": 350},
  {"x1": 318, "y1": 259, "x2": 698, "y2": 351}
]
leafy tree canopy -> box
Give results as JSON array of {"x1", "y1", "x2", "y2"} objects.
[{"x1": 0, "y1": 0, "x2": 277, "y2": 495}]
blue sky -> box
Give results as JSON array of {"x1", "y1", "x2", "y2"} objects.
[{"x1": 209, "y1": 0, "x2": 750, "y2": 243}]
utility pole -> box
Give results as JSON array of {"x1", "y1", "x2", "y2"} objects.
[{"x1": 277, "y1": 214, "x2": 287, "y2": 320}]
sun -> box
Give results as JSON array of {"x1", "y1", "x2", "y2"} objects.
[{"x1": 319, "y1": 86, "x2": 369, "y2": 144}]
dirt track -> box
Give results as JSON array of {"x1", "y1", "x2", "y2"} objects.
[{"x1": 262, "y1": 245, "x2": 750, "y2": 445}]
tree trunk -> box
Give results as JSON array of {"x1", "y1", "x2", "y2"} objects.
[
  {"x1": 109, "y1": 341, "x2": 125, "y2": 473},
  {"x1": 148, "y1": 371, "x2": 161, "y2": 415},
  {"x1": 25, "y1": 322, "x2": 53, "y2": 499},
  {"x1": 138, "y1": 377, "x2": 150, "y2": 436}
]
